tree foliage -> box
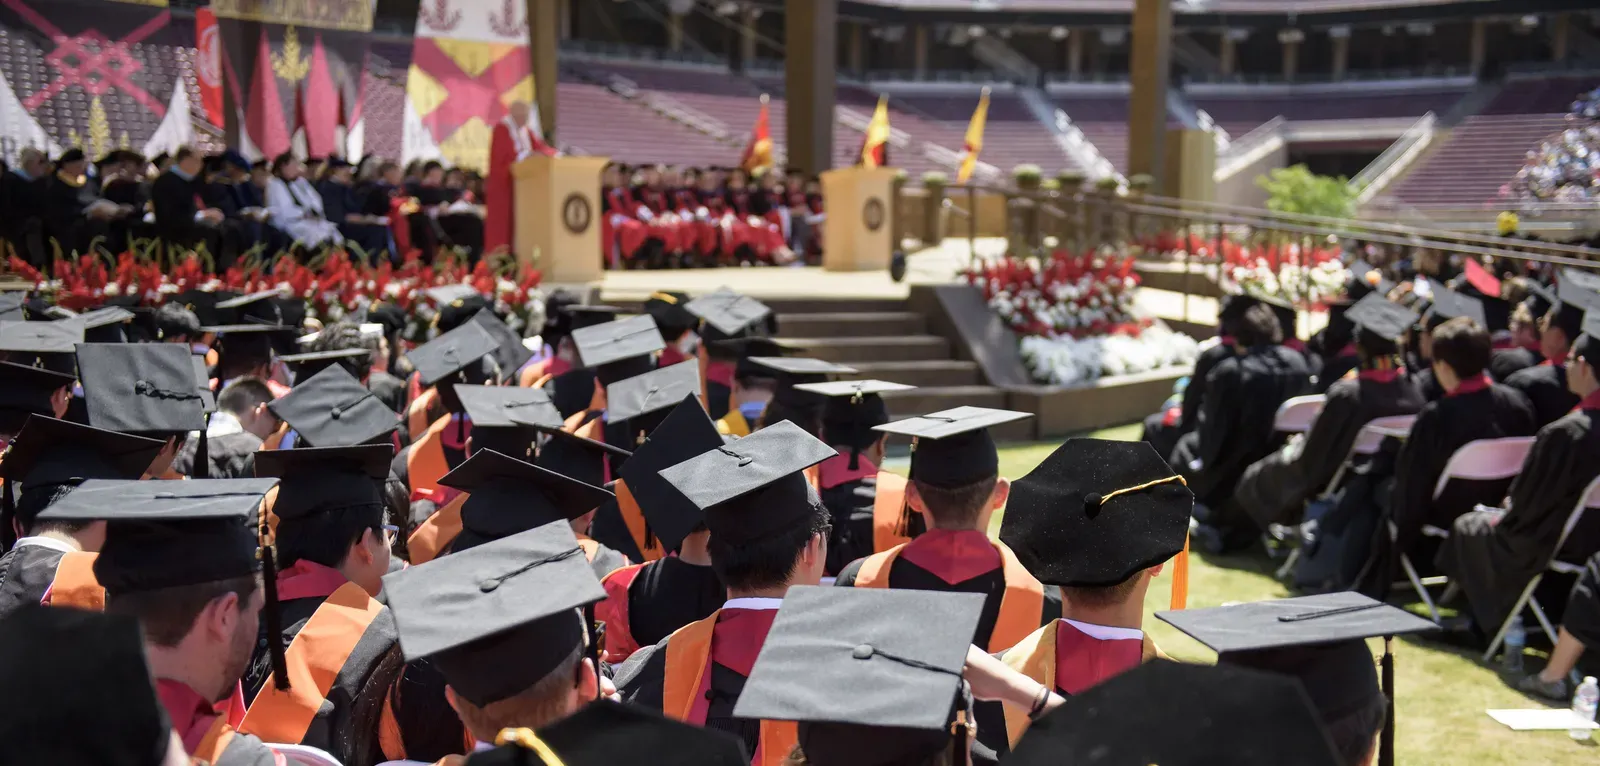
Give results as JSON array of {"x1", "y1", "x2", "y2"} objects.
[{"x1": 1255, "y1": 164, "x2": 1357, "y2": 220}]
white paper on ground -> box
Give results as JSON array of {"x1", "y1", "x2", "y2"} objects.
[{"x1": 1487, "y1": 708, "x2": 1600, "y2": 730}]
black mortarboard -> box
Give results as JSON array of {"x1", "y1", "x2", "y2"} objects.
[
  {"x1": 1251, "y1": 294, "x2": 1299, "y2": 341},
  {"x1": 733, "y1": 586, "x2": 984, "y2": 766},
  {"x1": 278, "y1": 347, "x2": 371, "y2": 381},
  {"x1": 1006, "y1": 661, "x2": 1340, "y2": 766},
  {"x1": 685, "y1": 289, "x2": 772, "y2": 338},
  {"x1": 215, "y1": 289, "x2": 284, "y2": 325},
  {"x1": 266, "y1": 366, "x2": 398, "y2": 448},
  {"x1": 617, "y1": 396, "x2": 723, "y2": 551},
  {"x1": 383, "y1": 522, "x2": 607, "y2": 706},
  {"x1": 455, "y1": 385, "x2": 561, "y2": 430},
  {"x1": 433, "y1": 289, "x2": 492, "y2": 334},
  {"x1": 1422, "y1": 285, "x2": 1485, "y2": 329},
  {"x1": 0, "y1": 292, "x2": 24, "y2": 321},
  {"x1": 253, "y1": 444, "x2": 391, "y2": 521},
  {"x1": 0, "y1": 606, "x2": 173, "y2": 766},
  {"x1": 799, "y1": 379, "x2": 910, "y2": 469},
  {"x1": 0, "y1": 360, "x2": 74, "y2": 417},
  {"x1": 548, "y1": 367, "x2": 600, "y2": 419},
  {"x1": 659, "y1": 420, "x2": 835, "y2": 545},
  {"x1": 204, "y1": 324, "x2": 296, "y2": 374},
  {"x1": 643, "y1": 291, "x2": 697, "y2": 337},
  {"x1": 1584, "y1": 309, "x2": 1600, "y2": 345},
  {"x1": 0, "y1": 319, "x2": 82, "y2": 374},
  {"x1": 39, "y1": 478, "x2": 275, "y2": 592},
  {"x1": 1481, "y1": 295, "x2": 1513, "y2": 334},
  {"x1": 563, "y1": 304, "x2": 624, "y2": 331},
  {"x1": 749, "y1": 356, "x2": 855, "y2": 377},
  {"x1": 172, "y1": 289, "x2": 222, "y2": 327},
  {"x1": 463, "y1": 700, "x2": 747, "y2": 766},
  {"x1": 537, "y1": 427, "x2": 632, "y2": 489},
  {"x1": 875, "y1": 406, "x2": 1030, "y2": 489},
  {"x1": 426, "y1": 283, "x2": 481, "y2": 307},
  {"x1": 406, "y1": 320, "x2": 501, "y2": 387},
  {"x1": 1159, "y1": 592, "x2": 1438, "y2": 766},
  {"x1": 755, "y1": 358, "x2": 859, "y2": 435},
  {"x1": 192, "y1": 356, "x2": 217, "y2": 414},
  {"x1": 471, "y1": 309, "x2": 534, "y2": 376},
  {"x1": 440, "y1": 449, "x2": 614, "y2": 551},
  {"x1": 1345, "y1": 293, "x2": 1418, "y2": 343},
  {"x1": 571, "y1": 315, "x2": 665, "y2": 385},
  {"x1": 76, "y1": 343, "x2": 206, "y2": 437},
  {"x1": 1566, "y1": 267, "x2": 1600, "y2": 293},
  {"x1": 0, "y1": 417, "x2": 163, "y2": 504},
  {"x1": 1552, "y1": 279, "x2": 1600, "y2": 341},
  {"x1": 605, "y1": 359, "x2": 701, "y2": 425},
  {"x1": 56, "y1": 147, "x2": 85, "y2": 165},
  {"x1": 1523, "y1": 281, "x2": 1557, "y2": 319},
  {"x1": 71, "y1": 306, "x2": 134, "y2": 343},
  {"x1": 1000, "y1": 439, "x2": 1192, "y2": 602}
]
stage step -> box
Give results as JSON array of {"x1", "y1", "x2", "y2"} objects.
[
  {"x1": 756, "y1": 297, "x2": 908, "y2": 315},
  {"x1": 777, "y1": 335, "x2": 951, "y2": 363},
  {"x1": 774, "y1": 311, "x2": 926, "y2": 338},
  {"x1": 847, "y1": 359, "x2": 984, "y2": 388}
]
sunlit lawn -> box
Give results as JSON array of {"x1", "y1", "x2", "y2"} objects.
[{"x1": 891, "y1": 422, "x2": 1597, "y2": 764}]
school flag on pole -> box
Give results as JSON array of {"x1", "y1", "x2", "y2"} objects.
[
  {"x1": 956, "y1": 87, "x2": 990, "y2": 183},
  {"x1": 739, "y1": 93, "x2": 773, "y2": 175},
  {"x1": 860, "y1": 95, "x2": 890, "y2": 168}
]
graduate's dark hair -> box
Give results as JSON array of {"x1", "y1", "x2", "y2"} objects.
[
  {"x1": 274, "y1": 502, "x2": 387, "y2": 570},
  {"x1": 1323, "y1": 692, "x2": 1388, "y2": 766},
  {"x1": 1353, "y1": 328, "x2": 1400, "y2": 367},
  {"x1": 1429, "y1": 317, "x2": 1491, "y2": 378},
  {"x1": 217, "y1": 377, "x2": 275, "y2": 418},
  {"x1": 104, "y1": 574, "x2": 260, "y2": 648},
  {"x1": 154, "y1": 302, "x2": 202, "y2": 341},
  {"x1": 708, "y1": 503, "x2": 831, "y2": 592},
  {"x1": 383, "y1": 658, "x2": 470, "y2": 763},
  {"x1": 15, "y1": 483, "x2": 88, "y2": 537},
  {"x1": 1574, "y1": 332, "x2": 1600, "y2": 367},
  {"x1": 911, "y1": 476, "x2": 998, "y2": 529},
  {"x1": 311, "y1": 322, "x2": 377, "y2": 382},
  {"x1": 1234, "y1": 304, "x2": 1283, "y2": 348}
]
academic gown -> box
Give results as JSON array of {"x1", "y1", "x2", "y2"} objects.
[
  {"x1": 172, "y1": 429, "x2": 262, "y2": 479},
  {"x1": 1313, "y1": 351, "x2": 1360, "y2": 395},
  {"x1": 1438, "y1": 402, "x2": 1600, "y2": 632},
  {"x1": 1142, "y1": 340, "x2": 1234, "y2": 462},
  {"x1": 598, "y1": 556, "x2": 725, "y2": 663},
  {"x1": 1491, "y1": 347, "x2": 1542, "y2": 382},
  {"x1": 1560, "y1": 552, "x2": 1600, "y2": 648},
  {"x1": 1506, "y1": 363, "x2": 1580, "y2": 429},
  {"x1": 834, "y1": 530, "x2": 1061, "y2": 763},
  {"x1": 1410, "y1": 366, "x2": 1445, "y2": 403},
  {"x1": 816, "y1": 454, "x2": 880, "y2": 575},
  {"x1": 1234, "y1": 371, "x2": 1426, "y2": 531},
  {"x1": 1171, "y1": 345, "x2": 1312, "y2": 508},
  {"x1": 240, "y1": 561, "x2": 402, "y2": 766},
  {"x1": 996, "y1": 619, "x2": 1166, "y2": 750},
  {"x1": 1355, "y1": 380, "x2": 1537, "y2": 598},
  {"x1": 0, "y1": 540, "x2": 70, "y2": 619},
  {"x1": 157, "y1": 679, "x2": 279, "y2": 766},
  {"x1": 369, "y1": 370, "x2": 409, "y2": 414},
  {"x1": 0, "y1": 170, "x2": 47, "y2": 263}
]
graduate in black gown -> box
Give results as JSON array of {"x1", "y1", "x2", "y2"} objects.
[
  {"x1": 1521, "y1": 550, "x2": 1600, "y2": 700},
  {"x1": 1438, "y1": 309, "x2": 1600, "y2": 641},
  {"x1": 1504, "y1": 279, "x2": 1598, "y2": 428},
  {"x1": 1489, "y1": 282, "x2": 1552, "y2": 381},
  {"x1": 1140, "y1": 294, "x2": 1251, "y2": 461},
  {"x1": 1, "y1": 147, "x2": 51, "y2": 265},
  {"x1": 806, "y1": 379, "x2": 905, "y2": 574},
  {"x1": 1235, "y1": 293, "x2": 1427, "y2": 534},
  {"x1": 42, "y1": 149, "x2": 96, "y2": 255},
  {"x1": 1404, "y1": 286, "x2": 1488, "y2": 405},
  {"x1": 317, "y1": 157, "x2": 389, "y2": 261},
  {"x1": 1173, "y1": 302, "x2": 1312, "y2": 552},
  {"x1": 1354, "y1": 316, "x2": 1537, "y2": 599}
]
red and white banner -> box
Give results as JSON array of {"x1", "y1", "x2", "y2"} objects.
[{"x1": 194, "y1": 7, "x2": 223, "y2": 128}]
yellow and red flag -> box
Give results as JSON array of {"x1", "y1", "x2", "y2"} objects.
[
  {"x1": 740, "y1": 93, "x2": 773, "y2": 175},
  {"x1": 956, "y1": 88, "x2": 990, "y2": 183},
  {"x1": 860, "y1": 95, "x2": 891, "y2": 168}
]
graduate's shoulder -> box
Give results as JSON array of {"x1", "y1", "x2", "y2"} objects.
[{"x1": 834, "y1": 557, "x2": 866, "y2": 587}]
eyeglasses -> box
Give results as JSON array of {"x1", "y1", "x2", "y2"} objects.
[{"x1": 381, "y1": 524, "x2": 400, "y2": 545}]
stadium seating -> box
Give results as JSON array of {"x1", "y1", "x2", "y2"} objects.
[{"x1": 1192, "y1": 86, "x2": 1470, "y2": 137}]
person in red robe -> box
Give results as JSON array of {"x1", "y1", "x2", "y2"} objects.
[{"x1": 484, "y1": 101, "x2": 556, "y2": 256}]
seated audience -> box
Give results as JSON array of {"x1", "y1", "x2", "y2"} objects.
[{"x1": 264, "y1": 152, "x2": 343, "y2": 251}]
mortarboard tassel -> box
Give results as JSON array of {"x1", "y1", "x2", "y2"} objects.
[
  {"x1": 1380, "y1": 637, "x2": 1395, "y2": 766},
  {"x1": 496, "y1": 727, "x2": 566, "y2": 766},
  {"x1": 258, "y1": 512, "x2": 290, "y2": 690},
  {"x1": 895, "y1": 438, "x2": 919, "y2": 537},
  {"x1": 1170, "y1": 533, "x2": 1190, "y2": 611},
  {"x1": 192, "y1": 414, "x2": 211, "y2": 480}
]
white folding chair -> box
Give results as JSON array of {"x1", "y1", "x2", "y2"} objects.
[
  {"x1": 1273, "y1": 413, "x2": 1418, "y2": 581},
  {"x1": 269, "y1": 744, "x2": 343, "y2": 766},
  {"x1": 1396, "y1": 436, "x2": 1537, "y2": 623},
  {"x1": 1482, "y1": 475, "x2": 1600, "y2": 662},
  {"x1": 1273, "y1": 394, "x2": 1326, "y2": 435}
]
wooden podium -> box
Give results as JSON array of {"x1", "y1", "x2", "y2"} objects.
[
  {"x1": 511, "y1": 154, "x2": 609, "y2": 284},
  {"x1": 820, "y1": 166, "x2": 898, "y2": 272}
]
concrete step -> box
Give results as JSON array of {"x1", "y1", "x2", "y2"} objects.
[
  {"x1": 757, "y1": 298, "x2": 907, "y2": 315},
  {"x1": 779, "y1": 335, "x2": 950, "y2": 363},
  {"x1": 775, "y1": 311, "x2": 926, "y2": 338},
  {"x1": 848, "y1": 359, "x2": 984, "y2": 387}
]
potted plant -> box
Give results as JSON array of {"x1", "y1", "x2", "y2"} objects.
[{"x1": 921, "y1": 171, "x2": 948, "y2": 245}]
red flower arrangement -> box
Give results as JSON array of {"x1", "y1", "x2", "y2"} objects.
[{"x1": 961, "y1": 245, "x2": 1144, "y2": 340}]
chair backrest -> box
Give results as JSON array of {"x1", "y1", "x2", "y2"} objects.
[
  {"x1": 1352, "y1": 414, "x2": 1418, "y2": 455},
  {"x1": 1273, "y1": 394, "x2": 1326, "y2": 434},
  {"x1": 1431, "y1": 436, "x2": 1538, "y2": 500},
  {"x1": 1554, "y1": 474, "x2": 1600, "y2": 557}
]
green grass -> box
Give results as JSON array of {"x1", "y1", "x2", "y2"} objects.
[{"x1": 974, "y1": 426, "x2": 1598, "y2": 765}]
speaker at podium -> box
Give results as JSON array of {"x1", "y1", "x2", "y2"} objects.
[{"x1": 511, "y1": 154, "x2": 610, "y2": 284}]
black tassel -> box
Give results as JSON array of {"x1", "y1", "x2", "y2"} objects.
[
  {"x1": 951, "y1": 712, "x2": 970, "y2": 766},
  {"x1": 1, "y1": 479, "x2": 16, "y2": 553},
  {"x1": 1380, "y1": 637, "x2": 1394, "y2": 766},
  {"x1": 260, "y1": 542, "x2": 290, "y2": 691},
  {"x1": 895, "y1": 439, "x2": 918, "y2": 537},
  {"x1": 192, "y1": 415, "x2": 210, "y2": 480},
  {"x1": 847, "y1": 445, "x2": 861, "y2": 471}
]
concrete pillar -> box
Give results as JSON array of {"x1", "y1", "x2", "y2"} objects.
[
  {"x1": 1127, "y1": 0, "x2": 1171, "y2": 188},
  {"x1": 741, "y1": 4, "x2": 758, "y2": 66},
  {"x1": 557, "y1": 0, "x2": 571, "y2": 41},
  {"x1": 1067, "y1": 28, "x2": 1084, "y2": 77},
  {"x1": 1470, "y1": 18, "x2": 1487, "y2": 74},
  {"x1": 1331, "y1": 34, "x2": 1348, "y2": 80},
  {"x1": 785, "y1": 0, "x2": 837, "y2": 176},
  {"x1": 848, "y1": 23, "x2": 864, "y2": 73},
  {"x1": 913, "y1": 24, "x2": 928, "y2": 78},
  {"x1": 667, "y1": 12, "x2": 683, "y2": 52},
  {"x1": 1218, "y1": 31, "x2": 1235, "y2": 75},
  {"x1": 1282, "y1": 39, "x2": 1299, "y2": 80},
  {"x1": 1552, "y1": 14, "x2": 1570, "y2": 63},
  {"x1": 528, "y1": 0, "x2": 559, "y2": 144}
]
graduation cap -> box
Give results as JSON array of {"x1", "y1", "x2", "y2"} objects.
[
  {"x1": 253, "y1": 444, "x2": 391, "y2": 521},
  {"x1": 563, "y1": 304, "x2": 625, "y2": 331},
  {"x1": 548, "y1": 367, "x2": 601, "y2": 420},
  {"x1": 215, "y1": 289, "x2": 285, "y2": 325},
  {"x1": 684, "y1": 289, "x2": 772, "y2": 339},
  {"x1": 383, "y1": 521, "x2": 607, "y2": 706},
  {"x1": 1005, "y1": 661, "x2": 1340, "y2": 766},
  {"x1": 1158, "y1": 592, "x2": 1438, "y2": 766},
  {"x1": 455, "y1": 385, "x2": 562, "y2": 430},
  {"x1": 0, "y1": 319, "x2": 82, "y2": 374},
  {"x1": 643, "y1": 291, "x2": 697, "y2": 337},
  {"x1": 278, "y1": 347, "x2": 371, "y2": 381},
  {"x1": 571, "y1": 315, "x2": 665, "y2": 386},
  {"x1": 75, "y1": 343, "x2": 206, "y2": 438},
  {"x1": 1345, "y1": 260, "x2": 1394, "y2": 301},
  {"x1": 467, "y1": 700, "x2": 748, "y2": 766},
  {"x1": 798, "y1": 379, "x2": 912, "y2": 469},
  {"x1": 192, "y1": 356, "x2": 217, "y2": 414},
  {"x1": 1551, "y1": 279, "x2": 1600, "y2": 342},
  {"x1": 617, "y1": 396, "x2": 723, "y2": 551},
  {"x1": 0, "y1": 360, "x2": 75, "y2": 418},
  {"x1": 204, "y1": 323, "x2": 298, "y2": 374},
  {"x1": 1345, "y1": 293, "x2": 1418, "y2": 343},
  {"x1": 1421, "y1": 286, "x2": 1484, "y2": 329},
  {"x1": 70, "y1": 306, "x2": 134, "y2": 343},
  {"x1": 429, "y1": 286, "x2": 491, "y2": 333},
  {"x1": 471, "y1": 309, "x2": 534, "y2": 376},
  {"x1": 0, "y1": 416, "x2": 163, "y2": 540},
  {"x1": 537, "y1": 427, "x2": 633, "y2": 489},
  {"x1": 0, "y1": 606, "x2": 174, "y2": 766},
  {"x1": 733, "y1": 586, "x2": 985, "y2": 766},
  {"x1": 1248, "y1": 293, "x2": 1300, "y2": 341},
  {"x1": 749, "y1": 356, "x2": 856, "y2": 378},
  {"x1": 875, "y1": 406, "x2": 1031, "y2": 490},
  {"x1": 605, "y1": 360, "x2": 701, "y2": 443},
  {"x1": 406, "y1": 320, "x2": 502, "y2": 388},
  {"x1": 1564, "y1": 267, "x2": 1600, "y2": 294},
  {"x1": 1480, "y1": 294, "x2": 1513, "y2": 334},
  {"x1": 0, "y1": 292, "x2": 26, "y2": 322},
  {"x1": 1000, "y1": 438, "x2": 1192, "y2": 608},
  {"x1": 171, "y1": 288, "x2": 223, "y2": 327},
  {"x1": 266, "y1": 366, "x2": 398, "y2": 448},
  {"x1": 1523, "y1": 281, "x2": 1557, "y2": 320},
  {"x1": 753, "y1": 357, "x2": 860, "y2": 435},
  {"x1": 659, "y1": 420, "x2": 835, "y2": 546},
  {"x1": 1584, "y1": 310, "x2": 1600, "y2": 346},
  {"x1": 440, "y1": 450, "x2": 614, "y2": 552}
]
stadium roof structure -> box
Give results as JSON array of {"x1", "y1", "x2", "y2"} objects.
[{"x1": 818, "y1": 0, "x2": 1587, "y2": 26}]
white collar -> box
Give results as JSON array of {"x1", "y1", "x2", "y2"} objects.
[
  {"x1": 1061, "y1": 618, "x2": 1144, "y2": 642},
  {"x1": 206, "y1": 411, "x2": 244, "y2": 438},
  {"x1": 722, "y1": 597, "x2": 783, "y2": 611},
  {"x1": 13, "y1": 536, "x2": 75, "y2": 554}
]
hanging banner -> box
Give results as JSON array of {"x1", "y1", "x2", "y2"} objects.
[
  {"x1": 402, "y1": 0, "x2": 535, "y2": 173},
  {"x1": 0, "y1": 0, "x2": 189, "y2": 161},
  {"x1": 212, "y1": 0, "x2": 372, "y2": 160},
  {"x1": 195, "y1": 7, "x2": 224, "y2": 128}
]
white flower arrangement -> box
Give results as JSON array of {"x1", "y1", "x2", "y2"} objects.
[{"x1": 1019, "y1": 323, "x2": 1200, "y2": 386}]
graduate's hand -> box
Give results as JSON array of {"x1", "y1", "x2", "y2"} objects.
[
  {"x1": 962, "y1": 645, "x2": 1036, "y2": 705},
  {"x1": 600, "y1": 673, "x2": 619, "y2": 702}
]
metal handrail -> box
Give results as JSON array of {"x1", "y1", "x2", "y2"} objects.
[
  {"x1": 1214, "y1": 117, "x2": 1285, "y2": 182},
  {"x1": 1351, "y1": 111, "x2": 1436, "y2": 203}
]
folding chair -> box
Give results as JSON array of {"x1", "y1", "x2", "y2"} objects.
[
  {"x1": 1273, "y1": 414, "x2": 1418, "y2": 581},
  {"x1": 1482, "y1": 474, "x2": 1600, "y2": 662},
  {"x1": 1273, "y1": 394, "x2": 1326, "y2": 435},
  {"x1": 1396, "y1": 436, "x2": 1537, "y2": 623}
]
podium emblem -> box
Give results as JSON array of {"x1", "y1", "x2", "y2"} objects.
[
  {"x1": 562, "y1": 193, "x2": 592, "y2": 234},
  {"x1": 863, "y1": 197, "x2": 885, "y2": 232}
]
